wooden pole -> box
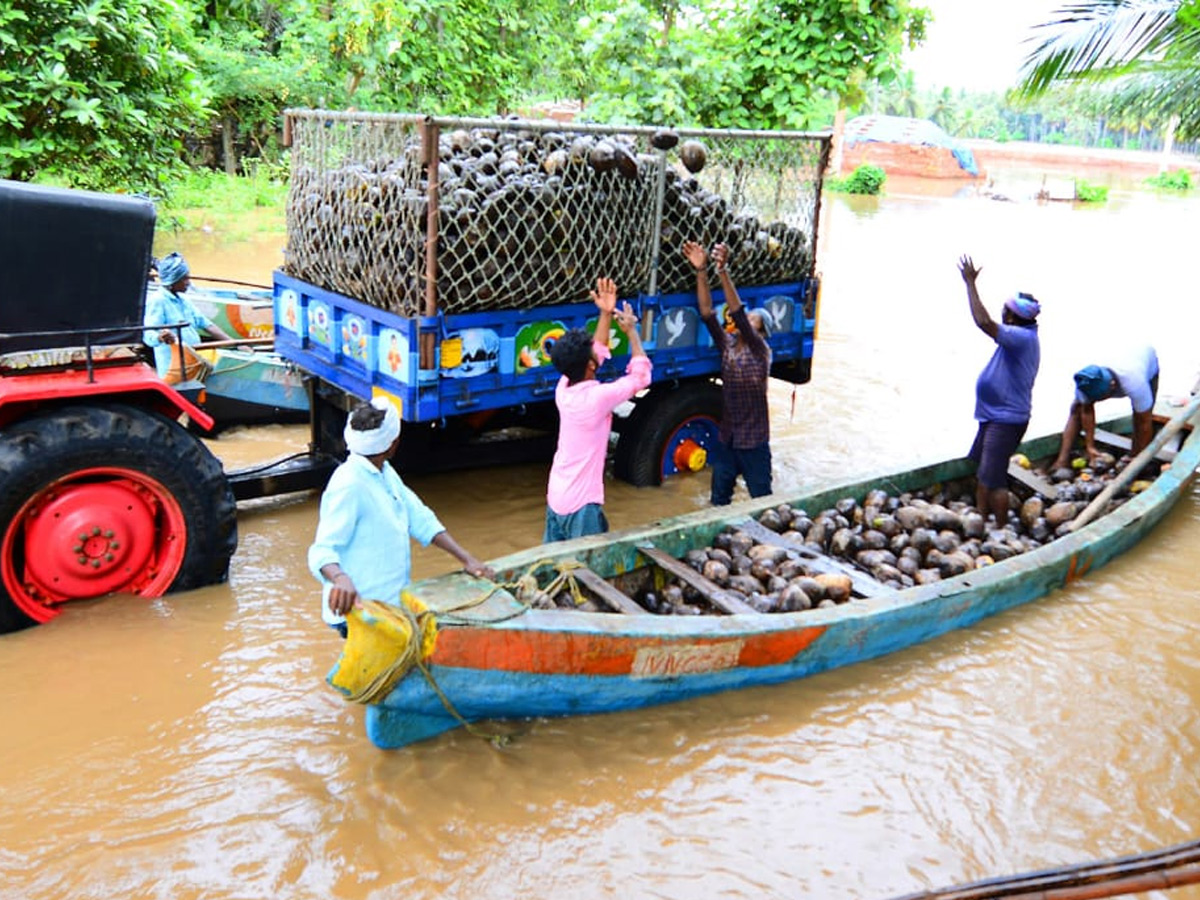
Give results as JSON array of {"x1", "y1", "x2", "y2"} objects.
[
  {"x1": 1068, "y1": 393, "x2": 1200, "y2": 532},
  {"x1": 885, "y1": 837, "x2": 1200, "y2": 900},
  {"x1": 194, "y1": 338, "x2": 275, "y2": 350},
  {"x1": 419, "y1": 117, "x2": 441, "y2": 371},
  {"x1": 1006, "y1": 864, "x2": 1200, "y2": 899},
  {"x1": 190, "y1": 275, "x2": 272, "y2": 291}
]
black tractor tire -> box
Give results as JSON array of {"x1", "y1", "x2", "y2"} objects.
[
  {"x1": 613, "y1": 380, "x2": 723, "y2": 487},
  {"x1": 0, "y1": 404, "x2": 237, "y2": 633}
]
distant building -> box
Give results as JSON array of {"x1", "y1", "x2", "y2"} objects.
[{"x1": 838, "y1": 115, "x2": 983, "y2": 179}]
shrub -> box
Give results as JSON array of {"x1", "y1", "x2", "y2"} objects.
[
  {"x1": 1144, "y1": 169, "x2": 1193, "y2": 191},
  {"x1": 1075, "y1": 180, "x2": 1108, "y2": 203},
  {"x1": 827, "y1": 164, "x2": 886, "y2": 195}
]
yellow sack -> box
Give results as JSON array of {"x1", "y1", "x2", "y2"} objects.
[{"x1": 327, "y1": 593, "x2": 438, "y2": 704}]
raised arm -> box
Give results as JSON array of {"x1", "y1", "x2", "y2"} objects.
[
  {"x1": 683, "y1": 240, "x2": 714, "y2": 318},
  {"x1": 614, "y1": 301, "x2": 646, "y2": 359},
  {"x1": 959, "y1": 254, "x2": 998, "y2": 339},
  {"x1": 713, "y1": 243, "x2": 744, "y2": 315},
  {"x1": 590, "y1": 277, "x2": 617, "y2": 348}
]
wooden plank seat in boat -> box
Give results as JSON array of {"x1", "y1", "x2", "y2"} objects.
[
  {"x1": 637, "y1": 545, "x2": 760, "y2": 615},
  {"x1": 569, "y1": 565, "x2": 650, "y2": 615},
  {"x1": 736, "y1": 518, "x2": 897, "y2": 599},
  {"x1": 1093, "y1": 428, "x2": 1177, "y2": 462},
  {"x1": 1006, "y1": 463, "x2": 1058, "y2": 498}
]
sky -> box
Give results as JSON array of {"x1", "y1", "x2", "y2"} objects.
[{"x1": 903, "y1": 0, "x2": 1068, "y2": 92}]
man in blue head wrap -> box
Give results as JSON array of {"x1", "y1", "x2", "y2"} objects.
[
  {"x1": 1050, "y1": 344, "x2": 1159, "y2": 470},
  {"x1": 143, "y1": 251, "x2": 235, "y2": 383},
  {"x1": 958, "y1": 255, "x2": 1041, "y2": 525}
]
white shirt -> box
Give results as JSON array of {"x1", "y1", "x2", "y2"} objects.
[{"x1": 307, "y1": 454, "x2": 444, "y2": 625}]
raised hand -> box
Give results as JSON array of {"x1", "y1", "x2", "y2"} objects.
[
  {"x1": 614, "y1": 301, "x2": 639, "y2": 334},
  {"x1": 682, "y1": 240, "x2": 707, "y2": 271},
  {"x1": 590, "y1": 276, "x2": 617, "y2": 314},
  {"x1": 958, "y1": 254, "x2": 981, "y2": 284},
  {"x1": 711, "y1": 242, "x2": 729, "y2": 272}
]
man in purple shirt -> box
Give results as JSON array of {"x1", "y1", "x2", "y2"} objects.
[
  {"x1": 684, "y1": 240, "x2": 773, "y2": 505},
  {"x1": 959, "y1": 255, "x2": 1041, "y2": 525}
]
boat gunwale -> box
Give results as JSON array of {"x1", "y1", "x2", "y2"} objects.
[{"x1": 413, "y1": 413, "x2": 1200, "y2": 640}]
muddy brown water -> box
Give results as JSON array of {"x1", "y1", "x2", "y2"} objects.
[{"x1": 4, "y1": 180, "x2": 1200, "y2": 900}]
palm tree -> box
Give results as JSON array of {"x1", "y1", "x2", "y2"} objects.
[
  {"x1": 884, "y1": 71, "x2": 922, "y2": 118},
  {"x1": 1017, "y1": 0, "x2": 1200, "y2": 139}
]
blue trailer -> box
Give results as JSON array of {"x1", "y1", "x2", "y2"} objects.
[{"x1": 271, "y1": 111, "x2": 830, "y2": 486}]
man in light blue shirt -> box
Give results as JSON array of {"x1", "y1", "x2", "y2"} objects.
[
  {"x1": 308, "y1": 398, "x2": 494, "y2": 637},
  {"x1": 1051, "y1": 344, "x2": 1159, "y2": 470},
  {"x1": 143, "y1": 252, "x2": 234, "y2": 382}
]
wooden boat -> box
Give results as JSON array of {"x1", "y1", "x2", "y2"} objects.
[
  {"x1": 330, "y1": 404, "x2": 1200, "y2": 749},
  {"x1": 188, "y1": 285, "x2": 275, "y2": 341},
  {"x1": 195, "y1": 345, "x2": 309, "y2": 428},
  {"x1": 152, "y1": 285, "x2": 310, "y2": 428}
]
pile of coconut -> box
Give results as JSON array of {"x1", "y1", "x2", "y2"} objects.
[
  {"x1": 517, "y1": 449, "x2": 1160, "y2": 615},
  {"x1": 633, "y1": 450, "x2": 1161, "y2": 615},
  {"x1": 285, "y1": 124, "x2": 815, "y2": 316}
]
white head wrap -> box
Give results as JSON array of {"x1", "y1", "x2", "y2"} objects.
[{"x1": 344, "y1": 397, "x2": 401, "y2": 456}]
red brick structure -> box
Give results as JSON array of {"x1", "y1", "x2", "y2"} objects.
[{"x1": 839, "y1": 141, "x2": 984, "y2": 179}]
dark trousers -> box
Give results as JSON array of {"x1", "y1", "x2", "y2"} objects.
[
  {"x1": 968, "y1": 420, "x2": 1028, "y2": 489},
  {"x1": 710, "y1": 439, "x2": 772, "y2": 506}
]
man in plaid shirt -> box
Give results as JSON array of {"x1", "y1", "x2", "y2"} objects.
[{"x1": 683, "y1": 241, "x2": 773, "y2": 505}]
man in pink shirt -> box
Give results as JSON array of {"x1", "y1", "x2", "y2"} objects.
[{"x1": 544, "y1": 276, "x2": 652, "y2": 542}]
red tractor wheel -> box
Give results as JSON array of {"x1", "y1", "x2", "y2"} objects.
[{"x1": 0, "y1": 405, "x2": 236, "y2": 632}]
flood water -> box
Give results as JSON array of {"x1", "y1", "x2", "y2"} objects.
[{"x1": 4, "y1": 177, "x2": 1200, "y2": 900}]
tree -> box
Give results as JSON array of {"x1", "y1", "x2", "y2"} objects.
[
  {"x1": 0, "y1": 0, "x2": 208, "y2": 190},
  {"x1": 885, "y1": 72, "x2": 923, "y2": 118},
  {"x1": 738, "y1": 0, "x2": 929, "y2": 129},
  {"x1": 579, "y1": 0, "x2": 929, "y2": 130},
  {"x1": 1017, "y1": 0, "x2": 1200, "y2": 140}
]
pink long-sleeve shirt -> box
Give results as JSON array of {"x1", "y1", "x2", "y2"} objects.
[{"x1": 546, "y1": 341, "x2": 653, "y2": 515}]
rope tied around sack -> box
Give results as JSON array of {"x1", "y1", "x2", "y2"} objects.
[
  {"x1": 333, "y1": 558, "x2": 588, "y2": 747},
  {"x1": 435, "y1": 557, "x2": 588, "y2": 623}
]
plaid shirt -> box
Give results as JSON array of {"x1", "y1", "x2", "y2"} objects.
[{"x1": 703, "y1": 308, "x2": 771, "y2": 448}]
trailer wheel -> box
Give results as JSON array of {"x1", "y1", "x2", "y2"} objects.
[
  {"x1": 613, "y1": 381, "x2": 723, "y2": 487},
  {"x1": 0, "y1": 404, "x2": 237, "y2": 632}
]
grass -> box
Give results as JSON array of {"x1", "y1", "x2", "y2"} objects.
[{"x1": 157, "y1": 164, "x2": 288, "y2": 239}]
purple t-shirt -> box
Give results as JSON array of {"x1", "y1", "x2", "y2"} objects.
[{"x1": 975, "y1": 323, "x2": 1040, "y2": 424}]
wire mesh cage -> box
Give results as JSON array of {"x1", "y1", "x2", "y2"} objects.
[{"x1": 284, "y1": 110, "x2": 830, "y2": 318}]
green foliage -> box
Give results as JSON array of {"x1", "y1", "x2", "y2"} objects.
[
  {"x1": 0, "y1": 0, "x2": 207, "y2": 192},
  {"x1": 156, "y1": 169, "x2": 287, "y2": 236},
  {"x1": 579, "y1": 0, "x2": 927, "y2": 130},
  {"x1": 857, "y1": 76, "x2": 1200, "y2": 153},
  {"x1": 272, "y1": 0, "x2": 597, "y2": 116},
  {"x1": 1145, "y1": 167, "x2": 1195, "y2": 189},
  {"x1": 1075, "y1": 180, "x2": 1109, "y2": 202},
  {"x1": 739, "y1": 0, "x2": 928, "y2": 129},
  {"x1": 165, "y1": 166, "x2": 287, "y2": 211},
  {"x1": 1016, "y1": 1, "x2": 1200, "y2": 142},
  {"x1": 578, "y1": 2, "x2": 750, "y2": 126},
  {"x1": 191, "y1": 22, "x2": 314, "y2": 167},
  {"x1": 826, "y1": 164, "x2": 886, "y2": 195}
]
